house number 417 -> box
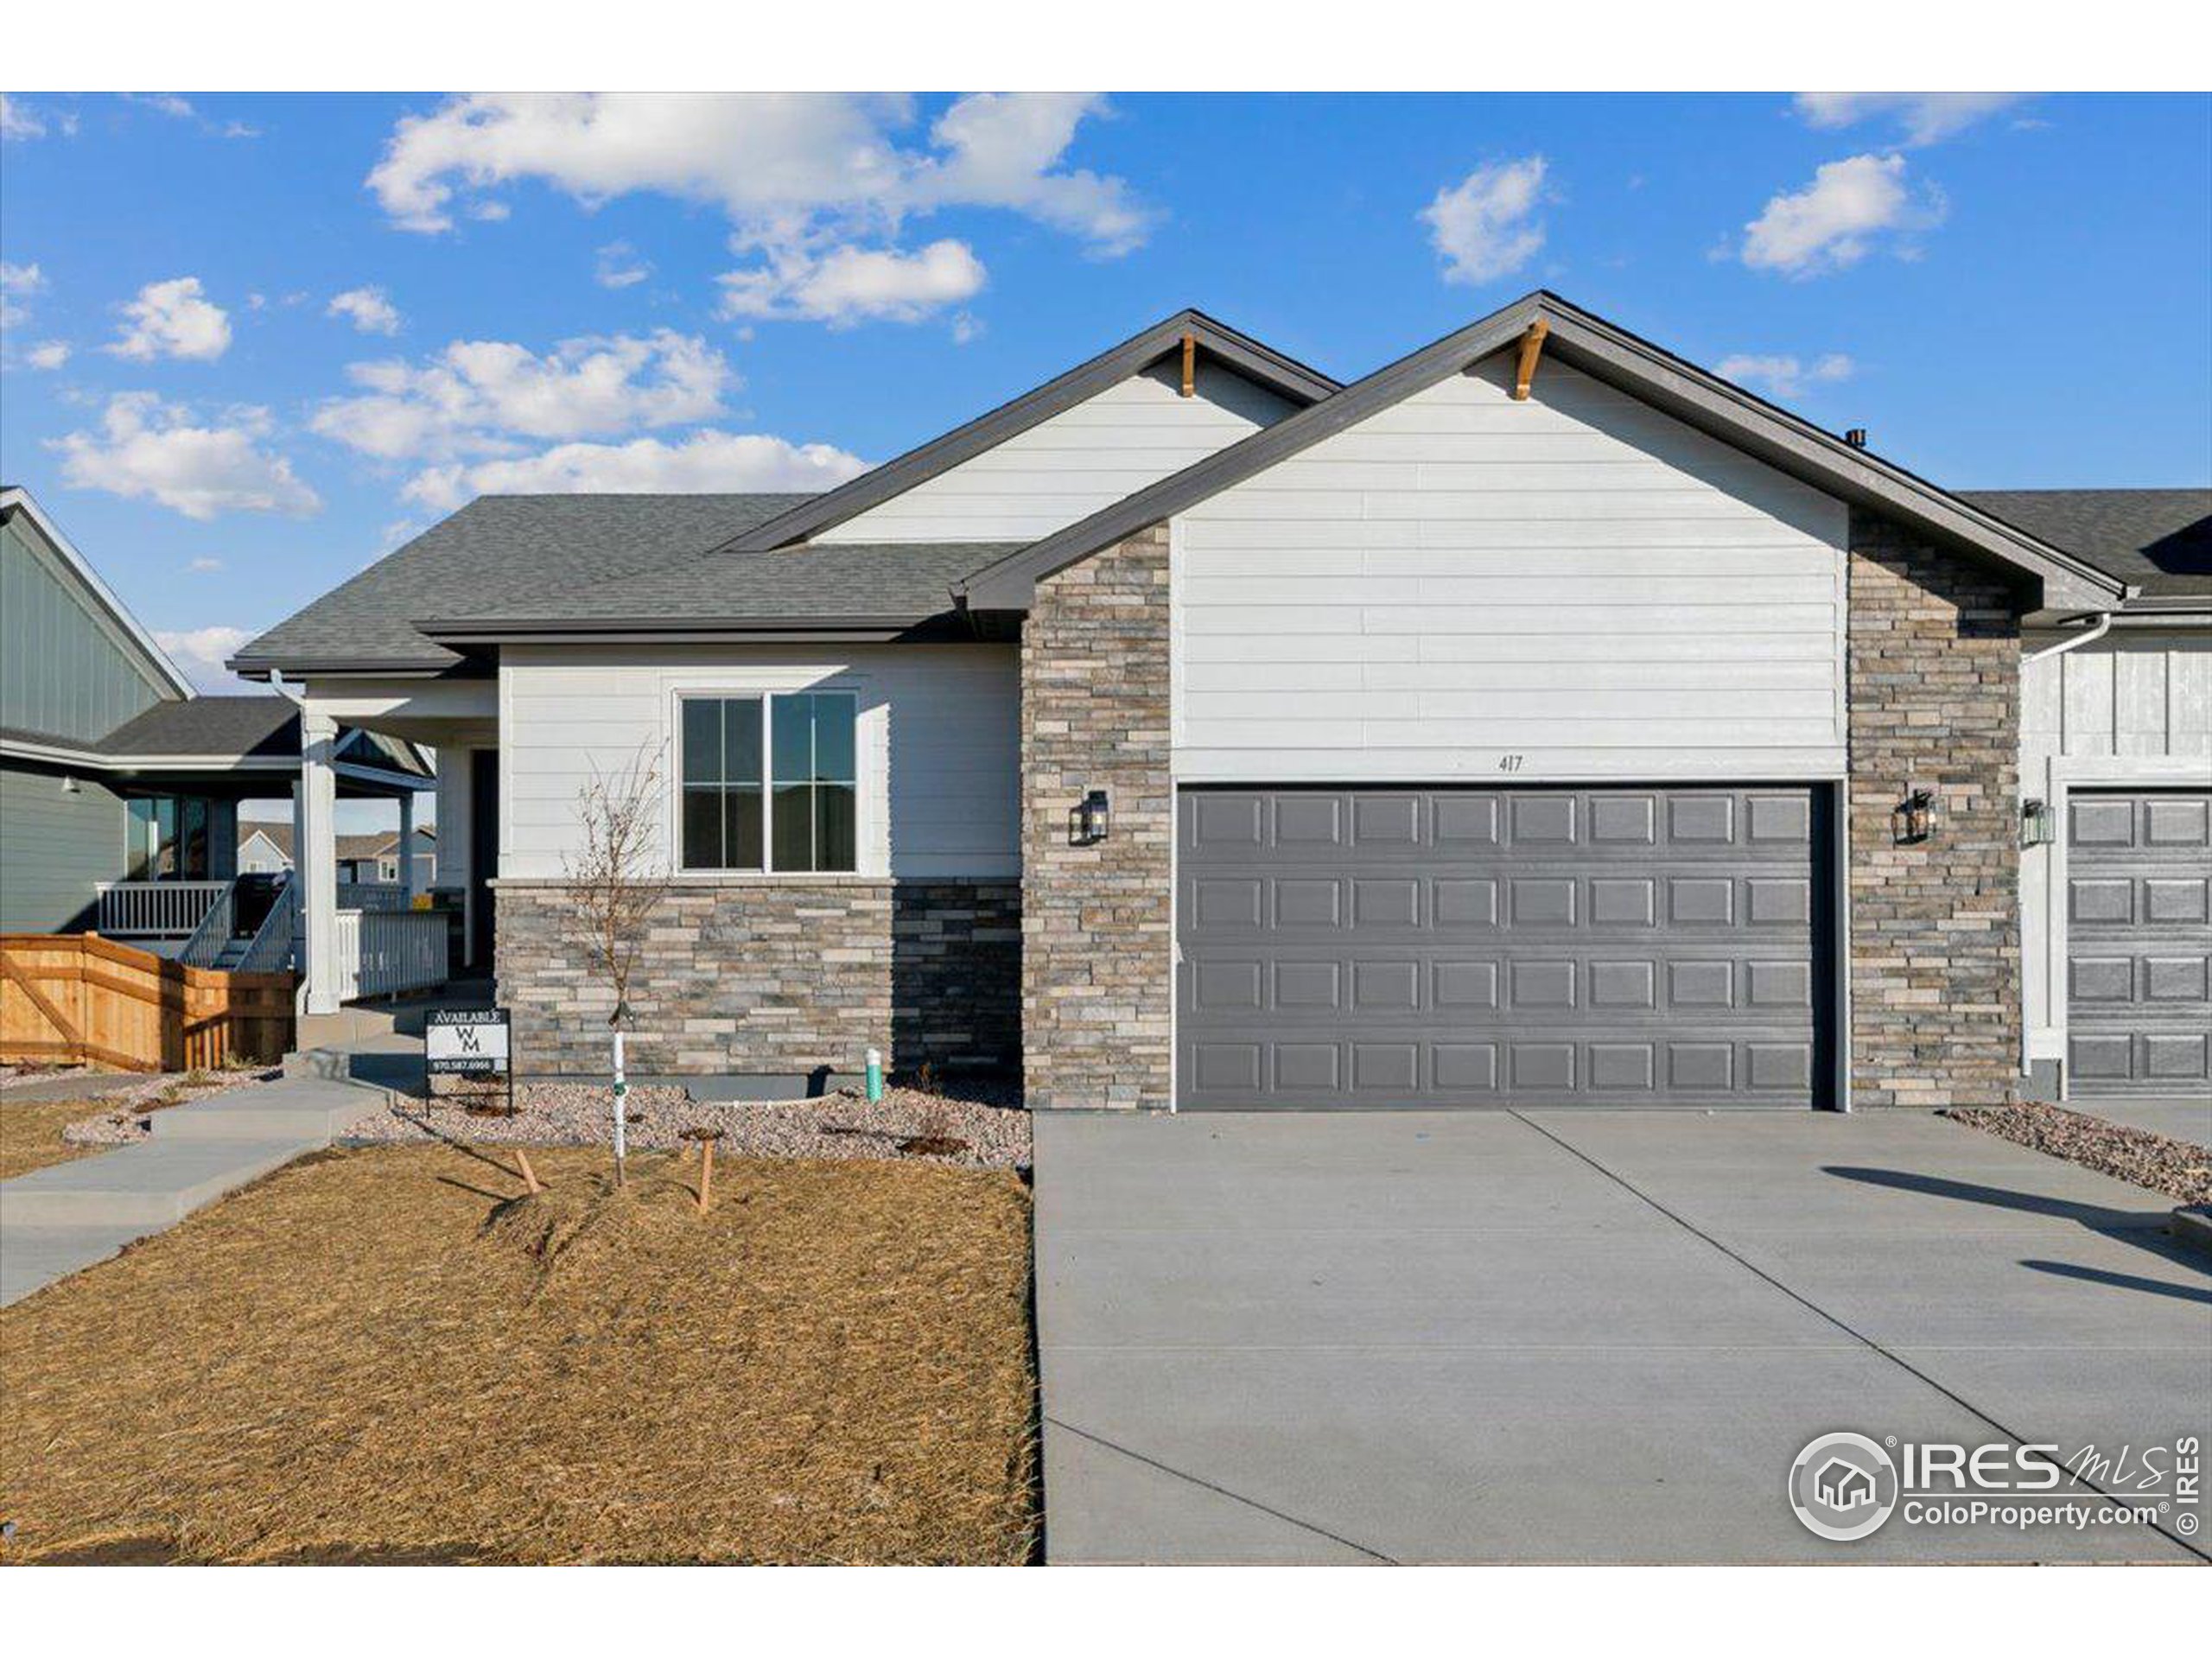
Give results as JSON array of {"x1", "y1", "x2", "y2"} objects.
[{"x1": 1497, "y1": 753, "x2": 1526, "y2": 772}]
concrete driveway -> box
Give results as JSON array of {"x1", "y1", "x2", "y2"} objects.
[{"x1": 1034, "y1": 1109, "x2": 2212, "y2": 1564}]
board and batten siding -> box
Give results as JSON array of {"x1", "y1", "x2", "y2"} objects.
[
  {"x1": 498, "y1": 644, "x2": 1020, "y2": 880},
  {"x1": 2018, "y1": 630, "x2": 2212, "y2": 1061},
  {"x1": 1171, "y1": 357, "x2": 1851, "y2": 783},
  {"x1": 1, "y1": 512, "x2": 172, "y2": 746},
  {"x1": 0, "y1": 760, "x2": 125, "y2": 932},
  {"x1": 815, "y1": 363, "x2": 1298, "y2": 545}
]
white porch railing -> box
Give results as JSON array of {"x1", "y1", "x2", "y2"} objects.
[
  {"x1": 331, "y1": 907, "x2": 448, "y2": 1001},
  {"x1": 94, "y1": 880, "x2": 230, "y2": 938},
  {"x1": 338, "y1": 881, "x2": 411, "y2": 912}
]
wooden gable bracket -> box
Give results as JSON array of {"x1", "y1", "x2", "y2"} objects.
[
  {"x1": 1179, "y1": 330, "x2": 1197, "y2": 397},
  {"x1": 1511, "y1": 317, "x2": 1550, "y2": 402}
]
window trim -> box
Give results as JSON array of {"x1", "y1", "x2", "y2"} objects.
[{"x1": 672, "y1": 687, "x2": 861, "y2": 876}]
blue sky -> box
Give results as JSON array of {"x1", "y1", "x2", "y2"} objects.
[{"x1": 3, "y1": 91, "x2": 2208, "y2": 701}]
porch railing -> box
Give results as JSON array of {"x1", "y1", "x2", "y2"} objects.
[
  {"x1": 237, "y1": 887, "x2": 297, "y2": 976},
  {"x1": 176, "y1": 884, "x2": 237, "y2": 967},
  {"x1": 332, "y1": 907, "x2": 448, "y2": 1001},
  {"x1": 94, "y1": 880, "x2": 229, "y2": 938}
]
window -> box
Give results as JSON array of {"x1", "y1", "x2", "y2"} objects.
[
  {"x1": 679, "y1": 692, "x2": 856, "y2": 873},
  {"x1": 126, "y1": 795, "x2": 214, "y2": 880}
]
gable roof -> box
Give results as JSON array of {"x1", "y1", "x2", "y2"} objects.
[
  {"x1": 1959, "y1": 489, "x2": 2210, "y2": 603},
  {"x1": 232, "y1": 493, "x2": 818, "y2": 677},
  {"x1": 957, "y1": 292, "x2": 2132, "y2": 613},
  {"x1": 720, "y1": 309, "x2": 1340, "y2": 554},
  {"x1": 2, "y1": 486, "x2": 197, "y2": 701}
]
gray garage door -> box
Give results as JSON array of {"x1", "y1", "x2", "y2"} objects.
[
  {"x1": 2067, "y1": 791, "x2": 2212, "y2": 1096},
  {"x1": 1177, "y1": 786, "x2": 1831, "y2": 1109}
]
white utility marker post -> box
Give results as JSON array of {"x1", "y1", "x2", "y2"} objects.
[{"x1": 298, "y1": 703, "x2": 343, "y2": 1015}]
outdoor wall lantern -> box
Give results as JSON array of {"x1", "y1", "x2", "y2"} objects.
[
  {"x1": 2020, "y1": 797, "x2": 2055, "y2": 849},
  {"x1": 1892, "y1": 785, "x2": 1938, "y2": 846},
  {"x1": 1070, "y1": 788, "x2": 1111, "y2": 846}
]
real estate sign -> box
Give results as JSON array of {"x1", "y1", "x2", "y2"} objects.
[{"x1": 425, "y1": 1007, "x2": 512, "y2": 1076}]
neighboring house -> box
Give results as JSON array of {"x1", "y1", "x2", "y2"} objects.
[
  {"x1": 0, "y1": 486, "x2": 435, "y2": 952},
  {"x1": 238, "y1": 822, "x2": 435, "y2": 887},
  {"x1": 232, "y1": 296, "x2": 2206, "y2": 1109}
]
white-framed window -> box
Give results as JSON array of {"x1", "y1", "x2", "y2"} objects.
[{"x1": 678, "y1": 690, "x2": 858, "y2": 873}]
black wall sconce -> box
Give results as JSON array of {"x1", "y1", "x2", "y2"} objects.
[
  {"x1": 1892, "y1": 785, "x2": 1937, "y2": 845},
  {"x1": 2020, "y1": 797, "x2": 2055, "y2": 849},
  {"x1": 1069, "y1": 787, "x2": 1111, "y2": 846}
]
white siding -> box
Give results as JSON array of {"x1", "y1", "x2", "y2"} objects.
[
  {"x1": 2019, "y1": 630, "x2": 2212, "y2": 1058},
  {"x1": 499, "y1": 644, "x2": 1019, "y2": 880},
  {"x1": 1172, "y1": 357, "x2": 1850, "y2": 782},
  {"x1": 817, "y1": 363, "x2": 1296, "y2": 545}
]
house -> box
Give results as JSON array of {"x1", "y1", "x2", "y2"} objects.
[
  {"x1": 236, "y1": 823, "x2": 438, "y2": 888},
  {"x1": 230, "y1": 295, "x2": 2209, "y2": 1107},
  {"x1": 0, "y1": 486, "x2": 437, "y2": 964},
  {"x1": 1813, "y1": 1459, "x2": 1878, "y2": 1512}
]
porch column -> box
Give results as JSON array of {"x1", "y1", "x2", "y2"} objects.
[
  {"x1": 297, "y1": 703, "x2": 342, "y2": 1014},
  {"x1": 398, "y1": 789, "x2": 418, "y2": 906}
]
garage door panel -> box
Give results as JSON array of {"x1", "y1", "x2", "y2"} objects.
[
  {"x1": 1178, "y1": 785, "x2": 1827, "y2": 1109},
  {"x1": 2066, "y1": 790, "x2": 2212, "y2": 1097}
]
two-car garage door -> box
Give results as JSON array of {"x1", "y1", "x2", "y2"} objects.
[{"x1": 1176, "y1": 785, "x2": 1832, "y2": 1109}]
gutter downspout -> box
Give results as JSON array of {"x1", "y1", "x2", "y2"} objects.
[
  {"x1": 2024, "y1": 611, "x2": 2113, "y2": 663},
  {"x1": 2017, "y1": 609, "x2": 2113, "y2": 1088}
]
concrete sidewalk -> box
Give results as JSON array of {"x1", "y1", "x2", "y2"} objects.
[
  {"x1": 0, "y1": 1071, "x2": 387, "y2": 1306},
  {"x1": 1034, "y1": 1109, "x2": 2212, "y2": 1565}
]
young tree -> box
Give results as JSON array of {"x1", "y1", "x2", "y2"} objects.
[{"x1": 563, "y1": 744, "x2": 671, "y2": 1185}]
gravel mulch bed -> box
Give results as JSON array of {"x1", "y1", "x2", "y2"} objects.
[
  {"x1": 1944, "y1": 1100, "x2": 2212, "y2": 1206},
  {"x1": 60, "y1": 1068, "x2": 283, "y2": 1148},
  {"x1": 341, "y1": 1077, "x2": 1031, "y2": 1171}
]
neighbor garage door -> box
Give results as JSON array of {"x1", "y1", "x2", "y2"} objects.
[
  {"x1": 2066, "y1": 790, "x2": 2212, "y2": 1096},
  {"x1": 1176, "y1": 785, "x2": 1830, "y2": 1109}
]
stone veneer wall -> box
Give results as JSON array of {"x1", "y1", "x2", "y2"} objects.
[
  {"x1": 1020, "y1": 524, "x2": 1174, "y2": 1109},
  {"x1": 491, "y1": 878, "x2": 1020, "y2": 1080},
  {"x1": 1846, "y1": 509, "x2": 2024, "y2": 1108}
]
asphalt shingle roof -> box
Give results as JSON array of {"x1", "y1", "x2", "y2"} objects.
[
  {"x1": 93, "y1": 696, "x2": 299, "y2": 758},
  {"x1": 1960, "y1": 490, "x2": 2212, "y2": 597},
  {"x1": 233, "y1": 493, "x2": 820, "y2": 672}
]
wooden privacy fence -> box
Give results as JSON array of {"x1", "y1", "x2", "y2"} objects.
[{"x1": 0, "y1": 933, "x2": 296, "y2": 1072}]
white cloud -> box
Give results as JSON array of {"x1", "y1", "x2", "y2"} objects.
[
  {"x1": 364, "y1": 93, "x2": 1148, "y2": 327},
  {"x1": 402, "y1": 429, "x2": 868, "y2": 513},
  {"x1": 311, "y1": 328, "x2": 734, "y2": 461},
  {"x1": 50, "y1": 392, "x2": 322, "y2": 521},
  {"x1": 1738, "y1": 154, "x2": 1945, "y2": 277},
  {"x1": 1795, "y1": 93, "x2": 2024, "y2": 148},
  {"x1": 152, "y1": 626, "x2": 264, "y2": 696},
  {"x1": 1715, "y1": 352, "x2": 1856, "y2": 398},
  {"x1": 123, "y1": 92, "x2": 196, "y2": 120},
  {"x1": 1, "y1": 260, "x2": 45, "y2": 331},
  {"x1": 2, "y1": 95, "x2": 52, "y2": 140},
  {"x1": 327, "y1": 286, "x2": 403, "y2": 335},
  {"x1": 27, "y1": 340, "x2": 72, "y2": 370},
  {"x1": 106, "y1": 276, "x2": 233, "y2": 360},
  {"x1": 594, "y1": 241, "x2": 652, "y2": 289},
  {"x1": 718, "y1": 238, "x2": 986, "y2": 327},
  {"x1": 186, "y1": 556, "x2": 226, "y2": 573},
  {"x1": 1421, "y1": 156, "x2": 1549, "y2": 285}
]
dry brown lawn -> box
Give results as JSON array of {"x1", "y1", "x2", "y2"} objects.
[
  {"x1": 0, "y1": 1096, "x2": 116, "y2": 1182},
  {"x1": 0, "y1": 1143, "x2": 1037, "y2": 1564}
]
